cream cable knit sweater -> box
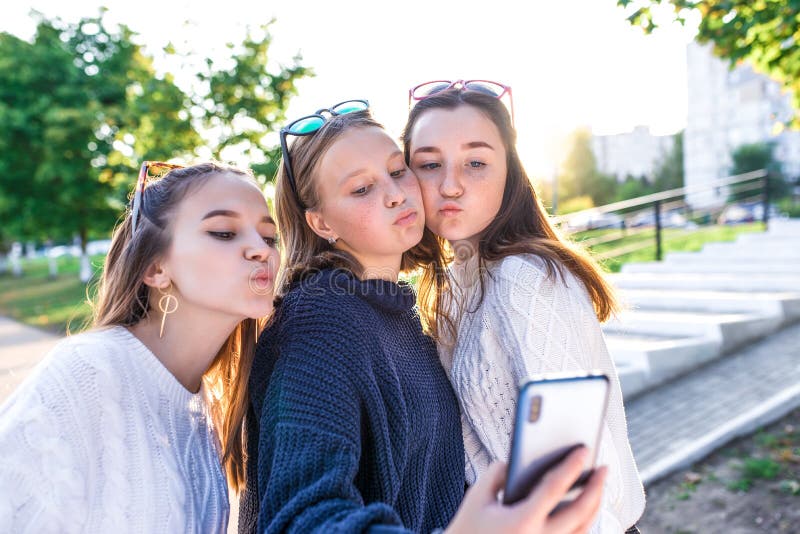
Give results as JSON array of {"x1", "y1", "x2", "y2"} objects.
[
  {"x1": 0, "y1": 326, "x2": 229, "y2": 533},
  {"x1": 438, "y1": 253, "x2": 645, "y2": 532}
]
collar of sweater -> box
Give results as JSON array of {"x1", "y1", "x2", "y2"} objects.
[{"x1": 309, "y1": 268, "x2": 417, "y2": 313}]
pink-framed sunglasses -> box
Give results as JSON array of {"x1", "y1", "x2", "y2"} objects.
[{"x1": 408, "y1": 79, "x2": 514, "y2": 123}]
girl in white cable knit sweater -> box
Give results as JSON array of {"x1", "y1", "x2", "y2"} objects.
[
  {"x1": 0, "y1": 162, "x2": 279, "y2": 533},
  {"x1": 402, "y1": 84, "x2": 646, "y2": 533}
]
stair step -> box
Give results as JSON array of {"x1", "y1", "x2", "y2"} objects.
[
  {"x1": 764, "y1": 218, "x2": 800, "y2": 236},
  {"x1": 606, "y1": 333, "x2": 720, "y2": 399},
  {"x1": 609, "y1": 272, "x2": 800, "y2": 292},
  {"x1": 621, "y1": 261, "x2": 798, "y2": 274},
  {"x1": 618, "y1": 288, "x2": 800, "y2": 323},
  {"x1": 674, "y1": 242, "x2": 800, "y2": 259},
  {"x1": 604, "y1": 309, "x2": 781, "y2": 353}
]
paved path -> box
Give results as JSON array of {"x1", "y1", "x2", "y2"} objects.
[
  {"x1": 0, "y1": 316, "x2": 59, "y2": 403},
  {"x1": 626, "y1": 321, "x2": 800, "y2": 485}
]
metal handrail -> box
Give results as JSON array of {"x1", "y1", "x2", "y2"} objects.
[
  {"x1": 553, "y1": 169, "x2": 770, "y2": 262},
  {"x1": 552, "y1": 169, "x2": 768, "y2": 225}
]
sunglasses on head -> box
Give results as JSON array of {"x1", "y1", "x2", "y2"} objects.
[
  {"x1": 130, "y1": 161, "x2": 184, "y2": 232},
  {"x1": 279, "y1": 99, "x2": 370, "y2": 208},
  {"x1": 408, "y1": 79, "x2": 514, "y2": 123}
]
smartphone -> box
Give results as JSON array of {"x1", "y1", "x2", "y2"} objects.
[{"x1": 503, "y1": 372, "x2": 610, "y2": 507}]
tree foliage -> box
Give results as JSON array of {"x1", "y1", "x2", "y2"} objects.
[
  {"x1": 197, "y1": 22, "x2": 312, "y2": 182},
  {"x1": 617, "y1": 0, "x2": 800, "y2": 127},
  {"x1": 0, "y1": 12, "x2": 202, "y2": 251},
  {"x1": 730, "y1": 141, "x2": 790, "y2": 199},
  {"x1": 0, "y1": 11, "x2": 311, "y2": 252},
  {"x1": 558, "y1": 128, "x2": 619, "y2": 206},
  {"x1": 653, "y1": 130, "x2": 684, "y2": 192}
]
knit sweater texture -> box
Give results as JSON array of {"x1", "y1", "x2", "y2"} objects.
[
  {"x1": 238, "y1": 268, "x2": 465, "y2": 534},
  {"x1": 438, "y1": 253, "x2": 646, "y2": 532},
  {"x1": 0, "y1": 326, "x2": 229, "y2": 533}
]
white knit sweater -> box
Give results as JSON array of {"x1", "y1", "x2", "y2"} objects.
[
  {"x1": 439, "y1": 254, "x2": 646, "y2": 532},
  {"x1": 0, "y1": 326, "x2": 229, "y2": 533}
]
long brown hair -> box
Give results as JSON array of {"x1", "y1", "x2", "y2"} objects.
[
  {"x1": 91, "y1": 161, "x2": 264, "y2": 491},
  {"x1": 274, "y1": 109, "x2": 442, "y2": 298},
  {"x1": 402, "y1": 89, "x2": 619, "y2": 341}
]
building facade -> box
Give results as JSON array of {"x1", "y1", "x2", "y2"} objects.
[
  {"x1": 684, "y1": 42, "x2": 800, "y2": 207},
  {"x1": 592, "y1": 126, "x2": 675, "y2": 182}
]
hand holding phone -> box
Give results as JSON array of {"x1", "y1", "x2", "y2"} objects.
[{"x1": 503, "y1": 372, "x2": 610, "y2": 507}]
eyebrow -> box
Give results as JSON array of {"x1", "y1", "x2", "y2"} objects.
[
  {"x1": 412, "y1": 141, "x2": 494, "y2": 156},
  {"x1": 339, "y1": 150, "x2": 404, "y2": 183},
  {"x1": 201, "y1": 209, "x2": 275, "y2": 225}
]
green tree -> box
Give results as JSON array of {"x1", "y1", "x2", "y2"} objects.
[
  {"x1": 0, "y1": 12, "x2": 203, "y2": 280},
  {"x1": 0, "y1": 12, "x2": 312, "y2": 280},
  {"x1": 558, "y1": 128, "x2": 618, "y2": 206},
  {"x1": 729, "y1": 141, "x2": 789, "y2": 200},
  {"x1": 617, "y1": 1, "x2": 800, "y2": 127},
  {"x1": 615, "y1": 175, "x2": 655, "y2": 202},
  {"x1": 653, "y1": 130, "x2": 684, "y2": 192},
  {"x1": 198, "y1": 22, "x2": 312, "y2": 183}
]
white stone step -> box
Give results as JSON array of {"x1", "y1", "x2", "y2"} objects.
[
  {"x1": 765, "y1": 218, "x2": 800, "y2": 236},
  {"x1": 606, "y1": 333, "x2": 720, "y2": 398},
  {"x1": 662, "y1": 251, "x2": 799, "y2": 266},
  {"x1": 608, "y1": 272, "x2": 800, "y2": 292},
  {"x1": 617, "y1": 288, "x2": 800, "y2": 324},
  {"x1": 604, "y1": 310, "x2": 781, "y2": 353},
  {"x1": 698, "y1": 241, "x2": 800, "y2": 258},
  {"x1": 735, "y1": 232, "x2": 800, "y2": 245},
  {"x1": 621, "y1": 261, "x2": 797, "y2": 275}
]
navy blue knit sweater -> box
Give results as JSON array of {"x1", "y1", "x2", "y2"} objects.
[{"x1": 238, "y1": 268, "x2": 465, "y2": 534}]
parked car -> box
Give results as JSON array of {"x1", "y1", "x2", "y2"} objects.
[
  {"x1": 564, "y1": 210, "x2": 623, "y2": 232},
  {"x1": 717, "y1": 202, "x2": 778, "y2": 225},
  {"x1": 629, "y1": 209, "x2": 689, "y2": 228}
]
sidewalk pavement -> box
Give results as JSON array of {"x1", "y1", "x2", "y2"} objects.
[
  {"x1": 0, "y1": 316, "x2": 59, "y2": 404},
  {"x1": 626, "y1": 320, "x2": 800, "y2": 485}
]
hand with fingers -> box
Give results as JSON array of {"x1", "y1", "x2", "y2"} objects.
[{"x1": 445, "y1": 446, "x2": 607, "y2": 534}]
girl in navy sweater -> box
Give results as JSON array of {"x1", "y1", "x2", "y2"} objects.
[{"x1": 238, "y1": 101, "x2": 607, "y2": 534}]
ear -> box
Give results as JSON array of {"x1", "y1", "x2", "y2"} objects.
[
  {"x1": 305, "y1": 209, "x2": 337, "y2": 241},
  {"x1": 142, "y1": 261, "x2": 171, "y2": 290}
]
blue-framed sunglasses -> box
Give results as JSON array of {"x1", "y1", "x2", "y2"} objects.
[{"x1": 280, "y1": 99, "x2": 369, "y2": 208}]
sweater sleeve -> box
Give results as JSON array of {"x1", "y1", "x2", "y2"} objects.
[
  {"x1": 255, "y1": 294, "x2": 411, "y2": 534},
  {"x1": 457, "y1": 255, "x2": 645, "y2": 529},
  {"x1": 0, "y1": 344, "x2": 93, "y2": 534}
]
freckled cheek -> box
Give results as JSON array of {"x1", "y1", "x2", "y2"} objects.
[{"x1": 418, "y1": 184, "x2": 440, "y2": 219}]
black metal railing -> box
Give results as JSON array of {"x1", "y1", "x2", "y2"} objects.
[{"x1": 553, "y1": 170, "x2": 772, "y2": 262}]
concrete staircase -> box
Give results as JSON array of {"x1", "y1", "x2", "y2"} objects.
[{"x1": 606, "y1": 218, "x2": 800, "y2": 398}]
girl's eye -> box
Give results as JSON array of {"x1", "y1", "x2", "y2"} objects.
[
  {"x1": 209, "y1": 231, "x2": 235, "y2": 240},
  {"x1": 418, "y1": 162, "x2": 441, "y2": 171},
  {"x1": 468, "y1": 161, "x2": 486, "y2": 169},
  {"x1": 263, "y1": 236, "x2": 279, "y2": 248},
  {"x1": 389, "y1": 168, "x2": 406, "y2": 178},
  {"x1": 353, "y1": 185, "x2": 371, "y2": 196}
]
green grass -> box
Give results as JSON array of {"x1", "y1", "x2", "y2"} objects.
[
  {"x1": 0, "y1": 254, "x2": 105, "y2": 334},
  {"x1": 570, "y1": 222, "x2": 767, "y2": 272}
]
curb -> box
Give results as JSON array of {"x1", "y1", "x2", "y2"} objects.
[{"x1": 640, "y1": 382, "x2": 800, "y2": 485}]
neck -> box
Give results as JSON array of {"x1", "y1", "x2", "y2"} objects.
[
  {"x1": 449, "y1": 237, "x2": 480, "y2": 265},
  {"x1": 130, "y1": 306, "x2": 240, "y2": 393}
]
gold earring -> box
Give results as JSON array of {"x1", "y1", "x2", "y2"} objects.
[{"x1": 157, "y1": 282, "x2": 179, "y2": 338}]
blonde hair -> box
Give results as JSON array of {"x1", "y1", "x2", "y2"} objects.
[
  {"x1": 274, "y1": 110, "x2": 442, "y2": 299},
  {"x1": 90, "y1": 161, "x2": 263, "y2": 491}
]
